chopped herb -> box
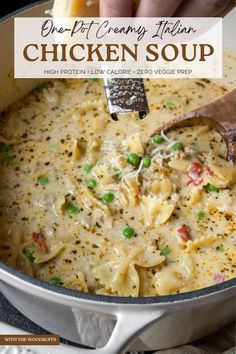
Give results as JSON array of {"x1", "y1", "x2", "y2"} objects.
[
  {"x1": 66, "y1": 203, "x2": 79, "y2": 214},
  {"x1": 197, "y1": 210, "x2": 206, "y2": 220},
  {"x1": 50, "y1": 276, "x2": 63, "y2": 285},
  {"x1": 84, "y1": 164, "x2": 93, "y2": 173},
  {"x1": 87, "y1": 178, "x2": 97, "y2": 189},
  {"x1": 153, "y1": 135, "x2": 164, "y2": 144},
  {"x1": 88, "y1": 78, "x2": 98, "y2": 82},
  {"x1": 127, "y1": 153, "x2": 140, "y2": 166},
  {"x1": 2, "y1": 156, "x2": 15, "y2": 166},
  {"x1": 164, "y1": 100, "x2": 175, "y2": 109},
  {"x1": 113, "y1": 168, "x2": 122, "y2": 180},
  {"x1": 216, "y1": 245, "x2": 224, "y2": 252},
  {"x1": 102, "y1": 193, "x2": 115, "y2": 204},
  {"x1": 23, "y1": 249, "x2": 35, "y2": 262},
  {"x1": 38, "y1": 83, "x2": 48, "y2": 93},
  {"x1": 171, "y1": 142, "x2": 184, "y2": 151},
  {"x1": 142, "y1": 156, "x2": 152, "y2": 168},
  {"x1": 37, "y1": 175, "x2": 49, "y2": 185},
  {"x1": 122, "y1": 227, "x2": 135, "y2": 239},
  {"x1": 160, "y1": 246, "x2": 172, "y2": 256},
  {"x1": 0, "y1": 142, "x2": 11, "y2": 153},
  {"x1": 205, "y1": 183, "x2": 220, "y2": 192},
  {"x1": 50, "y1": 143, "x2": 57, "y2": 149}
]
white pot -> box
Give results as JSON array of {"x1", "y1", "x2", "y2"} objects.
[{"x1": 0, "y1": 2, "x2": 235, "y2": 353}]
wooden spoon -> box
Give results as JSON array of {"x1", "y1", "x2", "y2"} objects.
[{"x1": 152, "y1": 89, "x2": 236, "y2": 163}]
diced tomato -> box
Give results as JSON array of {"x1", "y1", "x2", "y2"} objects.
[
  {"x1": 187, "y1": 177, "x2": 203, "y2": 186},
  {"x1": 191, "y1": 162, "x2": 203, "y2": 174},
  {"x1": 187, "y1": 162, "x2": 203, "y2": 186},
  {"x1": 186, "y1": 179, "x2": 193, "y2": 186},
  {"x1": 178, "y1": 225, "x2": 192, "y2": 242},
  {"x1": 32, "y1": 231, "x2": 48, "y2": 253},
  {"x1": 206, "y1": 166, "x2": 214, "y2": 176}
]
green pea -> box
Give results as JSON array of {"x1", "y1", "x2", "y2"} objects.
[
  {"x1": 87, "y1": 179, "x2": 97, "y2": 189},
  {"x1": 66, "y1": 203, "x2": 78, "y2": 214},
  {"x1": 153, "y1": 135, "x2": 165, "y2": 144},
  {"x1": 37, "y1": 175, "x2": 49, "y2": 185},
  {"x1": 122, "y1": 227, "x2": 135, "y2": 239},
  {"x1": 197, "y1": 210, "x2": 206, "y2": 220},
  {"x1": 171, "y1": 142, "x2": 184, "y2": 151},
  {"x1": 160, "y1": 246, "x2": 172, "y2": 256},
  {"x1": 206, "y1": 183, "x2": 220, "y2": 192},
  {"x1": 102, "y1": 193, "x2": 115, "y2": 203},
  {"x1": 127, "y1": 153, "x2": 140, "y2": 166},
  {"x1": 84, "y1": 164, "x2": 93, "y2": 173},
  {"x1": 24, "y1": 249, "x2": 35, "y2": 263},
  {"x1": 50, "y1": 276, "x2": 62, "y2": 285},
  {"x1": 142, "y1": 156, "x2": 151, "y2": 168}
]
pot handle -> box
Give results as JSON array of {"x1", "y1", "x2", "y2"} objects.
[{"x1": 71, "y1": 308, "x2": 167, "y2": 354}]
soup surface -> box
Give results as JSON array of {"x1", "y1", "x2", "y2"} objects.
[{"x1": 0, "y1": 79, "x2": 235, "y2": 296}]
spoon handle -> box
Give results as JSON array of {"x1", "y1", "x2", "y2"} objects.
[
  {"x1": 194, "y1": 89, "x2": 236, "y2": 131},
  {"x1": 153, "y1": 89, "x2": 236, "y2": 162}
]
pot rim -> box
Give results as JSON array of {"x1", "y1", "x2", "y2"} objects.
[
  {"x1": 1, "y1": 259, "x2": 235, "y2": 305},
  {"x1": 0, "y1": 0, "x2": 51, "y2": 23},
  {"x1": 0, "y1": 0, "x2": 235, "y2": 306}
]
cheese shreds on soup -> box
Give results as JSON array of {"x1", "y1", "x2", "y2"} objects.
[{"x1": 0, "y1": 79, "x2": 235, "y2": 296}]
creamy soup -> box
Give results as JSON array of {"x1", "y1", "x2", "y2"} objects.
[{"x1": 0, "y1": 79, "x2": 235, "y2": 297}]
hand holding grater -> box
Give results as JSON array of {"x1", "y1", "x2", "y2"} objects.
[{"x1": 104, "y1": 78, "x2": 149, "y2": 121}]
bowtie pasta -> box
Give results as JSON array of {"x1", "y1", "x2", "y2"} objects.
[{"x1": 0, "y1": 79, "x2": 235, "y2": 297}]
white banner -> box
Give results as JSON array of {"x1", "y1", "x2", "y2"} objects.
[{"x1": 14, "y1": 17, "x2": 222, "y2": 79}]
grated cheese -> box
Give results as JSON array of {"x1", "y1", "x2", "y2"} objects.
[
  {"x1": 86, "y1": 0, "x2": 96, "y2": 6},
  {"x1": 45, "y1": 9, "x2": 52, "y2": 15},
  {"x1": 101, "y1": 141, "x2": 118, "y2": 153},
  {"x1": 133, "y1": 159, "x2": 144, "y2": 177},
  {"x1": 161, "y1": 130, "x2": 173, "y2": 143},
  {"x1": 158, "y1": 151, "x2": 176, "y2": 159},
  {"x1": 167, "y1": 141, "x2": 178, "y2": 149},
  {"x1": 122, "y1": 159, "x2": 144, "y2": 181},
  {"x1": 151, "y1": 145, "x2": 166, "y2": 156},
  {"x1": 122, "y1": 171, "x2": 135, "y2": 182},
  {"x1": 151, "y1": 131, "x2": 177, "y2": 161},
  {"x1": 110, "y1": 156, "x2": 123, "y2": 170},
  {"x1": 91, "y1": 170, "x2": 102, "y2": 185}
]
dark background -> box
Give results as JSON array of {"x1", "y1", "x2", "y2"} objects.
[{"x1": 0, "y1": 0, "x2": 43, "y2": 17}]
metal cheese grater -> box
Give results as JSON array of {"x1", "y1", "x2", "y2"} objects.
[{"x1": 104, "y1": 78, "x2": 149, "y2": 121}]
